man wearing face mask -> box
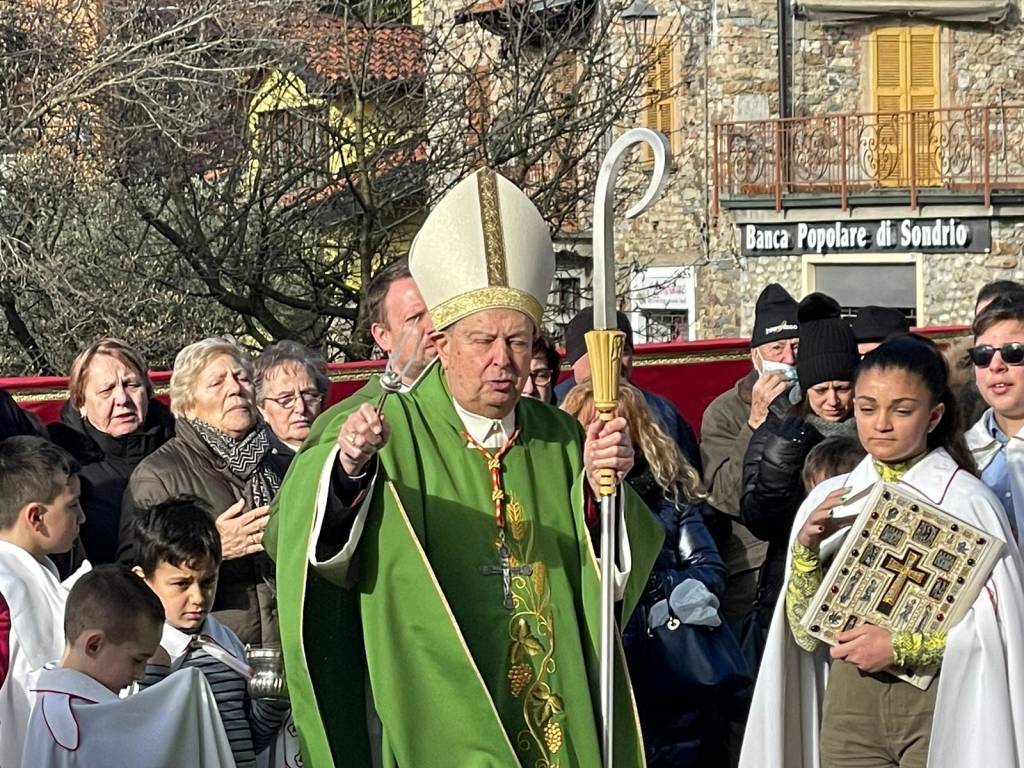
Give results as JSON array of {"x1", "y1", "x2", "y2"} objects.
[{"x1": 700, "y1": 283, "x2": 799, "y2": 628}]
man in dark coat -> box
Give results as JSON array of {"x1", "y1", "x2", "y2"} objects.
[{"x1": 699, "y1": 284, "x2": 800, "y2": 627}]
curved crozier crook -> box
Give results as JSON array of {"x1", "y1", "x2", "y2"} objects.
[
  {"x1": 596, "y1": 128, "x2": 671, "y2": 221},
  {"x1": 592, "y1": 128, "x2": 670, "y2": 328}
]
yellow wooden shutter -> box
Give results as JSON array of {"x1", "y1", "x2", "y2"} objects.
[
  {"x1": 468, "y1": 63, "x2": 490, "y2": 151},
  {"x1": 873, "y1": 28, "x2": 906, "y2": 184},
  {"x1": 552, "y1": 52, "x2": 577, "y2": 102},
  {"x1": 908, "y1": 27, "x2": 940, "y2": 184},
  {"x1": 643, "y1": 43, "x2": 673, "y2": 162},
  {"x1": 871, "y1": 27, "x2": 940, "y2": 187}
]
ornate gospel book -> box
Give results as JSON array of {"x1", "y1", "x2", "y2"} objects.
[{"x1": 801, "y1": 482, "x2": 1003, "y2": 689}]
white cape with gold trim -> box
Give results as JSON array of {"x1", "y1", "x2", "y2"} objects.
[{"x1": 739, "y1": 448, "x2": 1024, "y2": 768}]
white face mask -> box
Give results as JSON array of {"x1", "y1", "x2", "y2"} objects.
[{"x1": 760, "y1": 357, "x2": 799, "y2": 384}]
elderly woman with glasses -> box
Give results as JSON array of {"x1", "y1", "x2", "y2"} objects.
[
  {"x1": 255, "y1": 341, "x2": 329, "y2": 453},
  {"x1": 118, "y1": 337, "x2": 291, "y2": 645}
]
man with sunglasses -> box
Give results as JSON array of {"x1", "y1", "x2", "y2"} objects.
[{"x1": 965, "y1": 296, "x2": 1024, "y2": 542}]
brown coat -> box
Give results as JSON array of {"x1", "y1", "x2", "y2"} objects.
[
  {"x1": 118, "y1": 419, "x2": 291, "y2": 646},
  {"x1": 700, "y1": 371, "x2": 769, "y2": 575}
]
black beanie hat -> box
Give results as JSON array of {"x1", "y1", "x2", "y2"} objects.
[
  {"x1": 851, "y1": 305, "x2": 910, "y2": 343},
  {"x1": 563, "y1": 308, "x2": 635, "y2": 365},
  {"x1": 796, "y1": 293, "x2": 860, "y2": 391},
  {"x1": 750, "y1": 284, "x2": 799, "y2": 348}
]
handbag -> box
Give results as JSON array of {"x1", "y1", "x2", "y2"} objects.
[{"x1": 642, "y1": 612, "x2": 752, "y2": 699}]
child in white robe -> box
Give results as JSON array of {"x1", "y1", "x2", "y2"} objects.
[
  {"x1": 22, "y1": 565, "x2": 235, "y2": 767},
  {"x1": 131, "y1": 497, "x2": 290, "y2": 768},
  {"x1": 0, "y1": 437, "x2": 88, "y2": 767}
]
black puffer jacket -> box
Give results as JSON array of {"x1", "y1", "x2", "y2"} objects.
[
  {"x1": 739, "y1": 415, "x2": 826, "y2": 624},
  {"x1": 49, "y1": 399, "x2": 175, "y2": 565},
  {"x1": 118, "y1": 419, "x2": 291, "y2": 646}
]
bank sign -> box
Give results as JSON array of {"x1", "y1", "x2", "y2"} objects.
[{"x1": 739, "y1": 218, "x2": 992, "y2": 256}]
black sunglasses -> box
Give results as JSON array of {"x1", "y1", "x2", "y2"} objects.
[{"x1": 967, "y1": 342, "x2": 1024, "y2": 367}]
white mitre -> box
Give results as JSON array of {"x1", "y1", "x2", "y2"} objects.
[{"x1": 409, "y1": 168, "x2": 555, "y2": 330}]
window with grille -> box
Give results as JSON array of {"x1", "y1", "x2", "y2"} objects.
[
  {"x1": 554, "y1": 277, "x2": 581, "y2": 315},
  {"x1": 871, "y1": 26, "x2": 940, "y2": 187},
  {"x1": 641, "y1": 310, "x2": 688, "y2": 343}
]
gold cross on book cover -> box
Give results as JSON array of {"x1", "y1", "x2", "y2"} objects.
[{"x1": 800, "y1": 482, "x2": 1003, "y2": 689}]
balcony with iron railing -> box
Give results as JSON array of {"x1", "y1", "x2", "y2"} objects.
[{"x1": 713, "y1": 105, "x2": 1024, "y2": 213}]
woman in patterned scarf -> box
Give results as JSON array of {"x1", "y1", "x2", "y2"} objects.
[{"x1": 118, "y1": 337, "x2": 292, "y2": 646}]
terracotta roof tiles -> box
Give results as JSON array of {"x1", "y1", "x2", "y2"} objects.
[{"x1": 291, "y1": 16, "x2": 426, "y2": 85}]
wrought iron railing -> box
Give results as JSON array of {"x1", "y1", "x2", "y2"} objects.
[{"x1": 713, "y1": 105, "x2": 1024, "y2": 212}]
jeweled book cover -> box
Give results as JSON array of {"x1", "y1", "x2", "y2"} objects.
[{"x1": 801, "y1": 482, "x2": 1003, "y2": 689}]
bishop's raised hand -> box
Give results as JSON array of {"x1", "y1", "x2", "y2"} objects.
[{"x1": 338, "y1": 402, "x2": 390, "y2": 477}]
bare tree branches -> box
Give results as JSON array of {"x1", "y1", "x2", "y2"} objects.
[{"x1": 0, "y1": 0, "x2": 681, "y2": 373}]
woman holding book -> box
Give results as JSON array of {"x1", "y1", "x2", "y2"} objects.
[{"x1": 740, "y1": 334, "x2": 1024, "y2": 768}]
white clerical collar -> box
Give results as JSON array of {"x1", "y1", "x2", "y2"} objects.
[{"x1": 452, "y1": 398, "x2": 517, "y2": 450}]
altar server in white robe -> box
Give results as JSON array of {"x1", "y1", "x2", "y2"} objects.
[
  {"x1": 0, "y1": 437, "x2": 89, "y2": 767},
  {"x1": 22, "y1": 566, "x2": 235, "y2": 768},
  {"x1": 741, "y1": 335, "x2": 1024, "y2": 768}
]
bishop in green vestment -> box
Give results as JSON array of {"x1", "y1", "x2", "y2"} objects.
[{"x1": 266, "y1": 169, "x2": 664, "y2": 768}]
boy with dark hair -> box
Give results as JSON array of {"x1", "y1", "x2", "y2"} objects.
[
  {"x1": 61, "y1": 564, "x2": 164, "y2": 691},
  {"x1": 975, "y1": 279, "x2": 1024, "y2": 315},
  {"x1": 23, "y1": 564, "x2": 235, "y2": 767},
  {"x1": 801, "y1": 436, "x2": 867, "y2": 492},
  {"x1": 0, "y1": 436, "x2": 87, "y2": 766},
  {"x1": 133, "y1": 497, "x2": 290, "y2": 768}
]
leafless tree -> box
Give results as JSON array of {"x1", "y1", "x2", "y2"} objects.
[{"x1": 0, "y1": 0, "x2": 681, "y2": 373}]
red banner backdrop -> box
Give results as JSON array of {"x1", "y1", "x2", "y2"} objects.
[{"x1": 1, "y1": 328, "x2": 965, "y2": 433}]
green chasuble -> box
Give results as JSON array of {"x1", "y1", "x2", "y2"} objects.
[{"x1": 267, "y1": 365, "x2": 664, "y2": 768}]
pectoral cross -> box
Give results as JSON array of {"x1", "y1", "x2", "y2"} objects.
[
  {"x1": 481, "y1": 542, "x2": 532, "y2": 610},
  {"x1": 877, "y1": 548, "x2": 930, "y2": 616}
]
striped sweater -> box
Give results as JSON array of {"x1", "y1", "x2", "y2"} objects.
[{"x1": 140, "y1": 616, "x2": 289, "y2": 768}]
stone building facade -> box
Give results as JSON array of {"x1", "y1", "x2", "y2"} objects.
[{"x1": 619, "y1": 0, "x2": 1024, "y2": 338}]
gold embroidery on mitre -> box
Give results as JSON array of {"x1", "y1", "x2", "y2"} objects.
[
  {"x1": 476, "y1": 168, "x2": 508, "y2": 287},
  {"x1": 502, "y1": 494, "x2": 564, "y2": 767},
  {"x1": 431, "y1": 286, "x2": 543, "y2": 330}
]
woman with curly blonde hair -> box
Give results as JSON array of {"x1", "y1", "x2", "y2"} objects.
[
  {"x1": 562, "y1": 380, "x2": 704, "y2": 507},
  {"x1": 562, "y1": 380, "x2": 731, "y2": 767}
]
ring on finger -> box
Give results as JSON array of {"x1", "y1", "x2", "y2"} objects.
[{"x1": 346, "y1": 432, "x2": 357, "y2": 445}]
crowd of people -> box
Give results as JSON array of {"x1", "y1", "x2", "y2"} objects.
[{"x1": 0, "y1": 166, "x2": 1023, "y2": 768}]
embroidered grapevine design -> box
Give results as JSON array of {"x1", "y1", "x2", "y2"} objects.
[{"x1": 504, "y1": 497, "x2": 564, "y2": 768}]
